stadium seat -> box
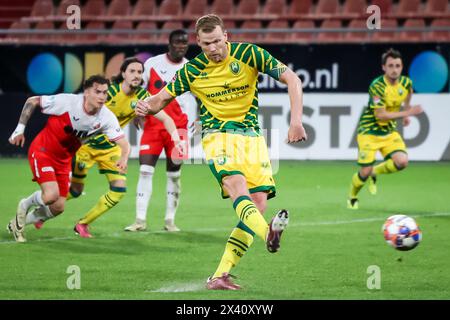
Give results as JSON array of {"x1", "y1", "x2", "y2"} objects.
[
  {"x1": 315, "y1": 0, "x2": 340, "y2": 17},
  {"x1": 233, "y1": 20, "x2": 262, "y2": 43},
  {"x1": 425, "y1": 18, "x2": 450, "y2": 41},
  {"x1": 56, "y1": 0, "x2": 80, "y2": 16},
  {"x1": 235, "y1": 0, "x2": 260, "y2": 17},
  {"x1": 5, "y1": 21, "x2": 30, "y2": 43},
  {"x1": 369, "y1": 0, "x2": 393, "y2": 15},
  {"x1": 261, "y1": 0, "x2": 286, "y2": 16},
  {"x1": 210, "y1": 0, "x2": 234, "y2": 17},
  {"x1": 106, "y1": 0, "x2": 132, "y2": 17},
  {"x1": 158, "y1": 0, "x2": 182, "y2": 17},
  {"x1": 394, "y1": 0, "x2": 421, "y2": 17},
  {"x1": 78, "y1": 21, "x2": 105, "y2": 43},
  {"x1": 159, "y1": 21, "x2": 184, "y2": 43},
  {"x1": 344, "y1": 19, "x2": 369, "y2": 42},
  {"x1": 289, "y1": 20, "x2": 315, "y2": 43},
  {"x1": 288, "y1": 0, "x2": 313, "y2": 17},
  {"x1": 30, "y1": 0, "x2": 54, "y2": 17},
  {"x1": 183, "y1": 0, "x2": 208, "y2": 18},
  {"x1": 104, "y1": 20, "x2": 133, "y2": 43},
  {"x1": 371, "y1": 18, "x2": 397, "y2": 42},
  {"x1": 341, "y1": 0, "x2": 366, "y2": 18},
  {"x1": 424, "y1": 0, "x2": 449, "y2": 16},
  {"x1": 30, "y1": 20, "x2": 54, "y2": 42},
  {"x1": 131, "y1": 21, "x2": 159, "y2": 44},
  {"x1": 264, "y1": 20, "x2": 289, "y2": 43},
  {"x1": 132, "y1": 0, "x2": 156, "y2": 17},
  {"x1": 82, "y1": 0, "x2": 106, "y2": 18},
  {"x1": 399, "y1": 18, "x2": 425, "y2": 42},
  {"x1": 317, "y1": 19, "x2": 342, "y2": 42}
]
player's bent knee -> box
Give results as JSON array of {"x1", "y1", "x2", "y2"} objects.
[
  {"x1": 42, "y1": 191, "x2": 59, "y2": 205},
  {"x1": 360, "y1": 167, "x2": 373, "y2": 178},
  {"x1": 395, "y1": 159, "x2": 408, "y2": 170},
  {"x1": 140, "y1": 164, "x2": 155, "y2": 176}
]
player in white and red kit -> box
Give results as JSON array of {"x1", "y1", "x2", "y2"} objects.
[
  {"x1": 124, "y1": 29, "x2": 197, "y2": 232},
  {"x1": 7, "y1": 75, "x2": 130, "y2": 242}
]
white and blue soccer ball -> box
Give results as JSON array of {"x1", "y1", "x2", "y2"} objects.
[{"x1": 382, "y1": 215, "x2": 422, "y2": 251}]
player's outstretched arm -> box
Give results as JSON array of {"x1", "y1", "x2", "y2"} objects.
[
  {"x1": 154, "y1": 111, "x2": 186, "y2": 155},
  {"x1": 136, "y1": 89, "x2": 174, "y2": 117},
  {"x1": 114, "y1": 137, "x2": 130, "y2": 174},
  {"x1": 279, "y1": 68, "x2": 307, "y2": 143},
  {"x1": 375, "y1": 104, "x2": 423, "y2": 121},
  {"x1": 9, "y1": 96, "x2": 41, "y2": 147}
]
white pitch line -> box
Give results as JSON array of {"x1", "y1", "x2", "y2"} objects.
[
  {"x1": 1, "y1": 212, "x2": 449, "y2": 245},
  {"x1": 146, "y1": 282, "x2": 205, "y2": 293}
]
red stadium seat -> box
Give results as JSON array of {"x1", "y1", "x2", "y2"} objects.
[
  {"x1": 131, "y1": 21, "x2": 159, "y2": 43},
  {"x1": 233, "y1": 20, "x2": 262, "y2": 43},
  {"x1": 30, "y1": 20, "x2": 54, "y2": 42},
  {"x1": 56, "y1": 0, "x2": 81, "y2": 16},
  {"x1": 104, "y1": 20, "x2": 133, "y2": 43},
  {"x1": 341, "y1": 0, "x2": 366, "y2": 17},
  {"x1": 369, "y1": 0, "x2": 393, "y2": 15},
  {"x1": 289, "y1": 20, "x2": 315, "y2": 43},
  {"x1": 5, "y1": 21, "x2": 30, "y2": 43},
  {"x1": 344, "y1": 19, "x2": 369, "y2": 42},
  {"x1": 399, "y1": 18, "x2": 425, "y2": 42},
  {"x1": 371, "y1": 18, "x2": 397, "y2": 42},
  {"x1": 395, "y1": 0, "x2": 421, "y2": 17},
  {"x1": 424, "y1": 0, "x2": 449, "y2": 15},
  {"x1": 183, "y1": 0, "x2": 208, "y2": 18},
  {"x1": 106, "y1": 0, "x2": 132, "y2": 16},
  {"x1": 317, "y1": 19, "x2": 342, "y2": 42},
  {"x1": 289, "y1": 0, "x2": 313, "y2": 16},
  {"x1": 261, "y1": 0, "x2": 286, "y2": 16},
  {"x1": 425, "y1": 18, "x2": 450, "y2": 41},
  {"x1": 210, "y1": 0, "x2": 234, "y2": 16},
  {"x1": 235, "y1": 0, "x2": 260, "y2": 16},
  {"x1": 132, "y1": 0, "x2": 156, "y2": 16},
  {"x1": 30, "y1": 0, "x2": 54, "y2": 17},
  {"x1": 78, "y1": 21, "x2": 105, "y2": 43},
  {"x1": 315, "y1": 0, "x2": 339, "y2": 17},
  {"x1": 159, "y1": 21, "x2": 184, "y2": 43},
  {"x1": 264, "y1": 19, "x2": 289, "y2": 43},
  {"x1": 158, "y1": 0, "x2": 182, "y2": 17},
  {"x1": 82, "y1": 0, "x2": 106, "y2": 18}
]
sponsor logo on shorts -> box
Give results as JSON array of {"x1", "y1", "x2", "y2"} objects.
[
  {"x1": 140, "y1": 145, "x2": 150, "y2": 150},
  {"x1": 42, "y1": 166, "x2": 55, "y2": 172}
]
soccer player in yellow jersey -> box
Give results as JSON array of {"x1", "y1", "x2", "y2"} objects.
[
  {"x1": 347, "y1": 49, "x2": 424, "y2": 209},
  {"x1": 28, "y1": 58, "x2": 184, "y2": 238},
  {"x1": 136, "y1": 14, "x2": 307, "y2": 290}
]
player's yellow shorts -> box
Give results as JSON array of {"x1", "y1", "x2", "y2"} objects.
[
  {"x1": 202, "y1": 132, "x2": 276, "y2": 199},
  {"x1": 71, "y1": 144, "x2": 126, "y2": 184},
  {"x1": 357, "y1": 131, "x2": 407, "y2": 166}
]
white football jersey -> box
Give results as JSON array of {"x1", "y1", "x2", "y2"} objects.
[
  {"x1": 143, "y1": 53, "x2": 197, "y2": 124},
  {"x1": 40, "y1": 93, "x2": 124, "y2": 142}
]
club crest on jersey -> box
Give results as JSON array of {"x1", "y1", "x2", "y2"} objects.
[
  {"x1": 230, "y1": 61, "x2": 241, "y2": 75},
  {"x1": 373, "y1": 96, "x2": 381, "y2": 104},
  {"x1": 398, "y1": 88, "x2": 403, "y2": 95},
  {"x1": 130, "y1": 100, "x2": 137, "y2": 109}
]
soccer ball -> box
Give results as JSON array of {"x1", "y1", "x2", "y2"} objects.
[{"x1": 382, "y1": 215, "x2": 422, "y2": 251}]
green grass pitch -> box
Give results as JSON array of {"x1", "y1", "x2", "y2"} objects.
[{"x1": 0, "y1": 158, "x2": 449, "y2": 299}]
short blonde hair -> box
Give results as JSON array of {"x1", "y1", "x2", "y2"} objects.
[{"x1": 195, "y1": 14, "x2": 225, "y2": 34}]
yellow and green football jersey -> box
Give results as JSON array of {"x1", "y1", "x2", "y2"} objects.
[
  {"x1": 87, "y1": 82, "x2": 149, "y2": 149},
  {"x1": 165, "y1": 42, "x2": 287, "y2": 136},
  {"x1": 358, "y1": 75, "x2": 413, "y2": 135}
]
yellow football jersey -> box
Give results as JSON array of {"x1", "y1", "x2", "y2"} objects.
[
  {"x1": 87, "y1": 82, "x2": 149, "y2": 149},
  {"x1": 358, "y1": 75, "x2": 413, "y2": 135},
  {"x1": 165, "y1": 42, "x2": 286, "y2": 136}
]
